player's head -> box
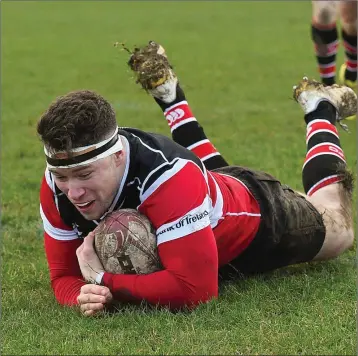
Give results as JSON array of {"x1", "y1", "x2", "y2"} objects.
[{"x1": 37, "y1": 90, "x2": 126, "y2": 220}]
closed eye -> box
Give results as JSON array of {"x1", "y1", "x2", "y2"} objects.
[
  {"x1": 78, "y1": 172, "x2": 92, "y2": 180},
  {"x1": 53, "y1": 174, "x2": 67, "y2": 182}
]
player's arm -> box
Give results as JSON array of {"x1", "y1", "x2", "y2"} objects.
[
  {"x1": 101, "y1": 162, "x2": 219, "y2": 310},
  {"x1": 40, "y1": 174, "x2": 85, "y2": 305},
  {"x1": 44, "y1": 232, "x2": 84, "y2": 305}
]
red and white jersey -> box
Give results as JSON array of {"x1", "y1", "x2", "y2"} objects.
[{"x1": 40, "y1": 128, "x2": 261, "y2": 308}]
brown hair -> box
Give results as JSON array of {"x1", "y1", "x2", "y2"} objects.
[{"x1": 37, "y1": 90, "x2": 117, "y2": 154}]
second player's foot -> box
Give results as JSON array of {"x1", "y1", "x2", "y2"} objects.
[
  {"x1": 127, "y1": 41, "x2": 178, "y2": 103},
  {"x1": 338, "y1": 63, "x2": 357, "y2": 121},
  {"x1": 293, "y1": 77, "x2": 357, "y2": 124}
]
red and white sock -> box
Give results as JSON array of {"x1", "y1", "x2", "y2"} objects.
[
  {"x1": 342, "y1": 30, "x2": 357, "y2": 82},
  {"x1": 165, "y1": 101, "x2": 221, "y2": 163},
  {"x1": 302, "y1": 102, "x2": 346, "y2": 196},
  {"x1": 311, "y1": 23, "x2": 339, "y2": 85},
  {"x1": 153, "y1": 83, "x2": 228, "y2": 170}
]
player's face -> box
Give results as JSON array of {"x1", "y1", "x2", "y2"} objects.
[{"x1": 50, "y1": 152, "x2": 126, "y2": 220}]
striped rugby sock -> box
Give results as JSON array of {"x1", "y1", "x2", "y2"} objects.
[
  {"x1": 311, "y1": 23, "x2": 338, "y2": 85},
  {"x1": 302, "y1": 101, "x2": 346, "y2": 196},
  {"x1": 342, "y1": 30, "x2": 357, "y2": 83},
  {"x1": 154, "y1": 84, "x2": 229, "y2": 170}
]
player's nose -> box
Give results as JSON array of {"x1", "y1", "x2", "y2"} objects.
[{"x1": 67, "y1": 183, "x2": 86, "y2": 201}]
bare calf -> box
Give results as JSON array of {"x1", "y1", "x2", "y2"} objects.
[{"x1": 307, "y1": 180, "x2": 354, "y2": 260}]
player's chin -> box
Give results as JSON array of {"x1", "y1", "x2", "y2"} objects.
[{"x1": 76, "y1": 201, "x2": 103, "y2": 220}]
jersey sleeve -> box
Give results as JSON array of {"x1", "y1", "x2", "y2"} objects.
[
  {"x1": 40, "y1": 171, "x2": 85, "y2": 305},
  {"x1": 102, "y1": 161, "x2": 219, "y2": 309}
]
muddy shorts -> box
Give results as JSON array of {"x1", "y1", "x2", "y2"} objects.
[{"x1": 214, "y1": 166, "x2": 326, "y2": 277}]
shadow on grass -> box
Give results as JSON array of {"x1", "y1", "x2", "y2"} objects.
[{"x1": 218, "y1": 252, "x2": 356, "y2": 290}]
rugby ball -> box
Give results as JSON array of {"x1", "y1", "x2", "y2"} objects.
[{"x1": 94, "y1": 209, "x2": 162, "y2": 274}]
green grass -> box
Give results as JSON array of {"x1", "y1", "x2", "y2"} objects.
[{"x1": 1, "y1": 1, "x2": 356, "y2": 355}]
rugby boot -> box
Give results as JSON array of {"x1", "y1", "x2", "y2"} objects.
[
  {"x1": 127, "y1": 41, "x2": 178, "y2": 103},
  {"x1": 293, "y1": 76, "x2": 357, "y2": 131},
  {"x1": 338, "y1": 63, "x2": 356, "y2": 120}
]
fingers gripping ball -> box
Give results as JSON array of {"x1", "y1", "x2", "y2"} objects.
[{"x1": 94, "y1": 209, "x2": 162, "y2": 274}]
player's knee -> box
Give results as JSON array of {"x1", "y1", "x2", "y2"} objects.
[
  {"x1": 342, "y1": 229, "x2": 354, "y2": 251},
  {"x1": 324, "y1": 228, "x2": 354, "y2": 260},
  {"x1": 341, "y1": 21, "x2": 357, "y2": 36},
  {"x1": 313, "y1": 3, "x2": 337, "y2": 25},
  {"x1": 340, "y1": 2, "x2": 357, "y2": 26},
  {"x1": 335, "y1": 229, "x2": 354, "y2": 256}
]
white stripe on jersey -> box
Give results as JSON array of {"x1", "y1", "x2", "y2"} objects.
[
  {"x1": 222, "y1": 212, "x2": 261, "y2": 218},
  {"x1": 208, "y1": 172, "x2": 223, "y2": 229},
  {"x1": 133, "y1": 130, "x2": 210, "y2": 194},
  {"x1": 218, "y1": 172, "x2": 252, "y2": 194},
  {"x1": 40, "y1": 205, "x2": 78, "y2": 241},
  {"x1": 216, "y1": 172, "x2": 261, "y2": 217},
  {"x1": 100, "y1": 136, "x2": 131, "y2": 219},
  {"x1": 130, "y1": 133, "x2": 169, "y2": 163},
  {"x1": 140, "y1": 158, "x2": 185, "y2": 202},
  {"x1": 156, "y1": 195, "x2": 211, "y2": 245},
  {"x1": 45, "y1": 168, "x2": 55, "y2": 192},
  {"x1": 140, "y1": 158, "x2": 210, "y2": 204},
  {"x1": 45, "y1": 168, "x2": 60, "y2": 211}
]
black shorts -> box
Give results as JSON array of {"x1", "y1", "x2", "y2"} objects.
[{"x1": 214, "y1": 166, "x2": 326, "y2": 277}]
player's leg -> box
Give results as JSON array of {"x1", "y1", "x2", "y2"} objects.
[
  {"x1": 338, "y1": 1, "x2": 357, "y2": 90},
  {"x1": 219, "y1": 78, "x2": 356, "y2": 278},
  {"x1": 293, "y1": 77, "x2": 356, "y2": 260},
  {"x1": 311, "y1": 1, "x2": 339, "y2": 85},
  {"x1": 127, "y1": 41, "x2": 229, "y2": 170},
  {"x1": 219, "y1": 79, "x2": 356, "y2": 277}
]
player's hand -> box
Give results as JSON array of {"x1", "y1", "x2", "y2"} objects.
[
  {"x1": 76, "y1": 231, "x2": 105, "y2": 284},
  {"x1": 77, "y1": 284, "x2": 113, "y2": 317}
]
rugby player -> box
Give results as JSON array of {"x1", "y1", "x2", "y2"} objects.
[{"x1": 38, "y1": 42, "x2": 356, "y2": 316}]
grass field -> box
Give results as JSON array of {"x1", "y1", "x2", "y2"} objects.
[{"x1": 1, "y1": 1, "x2": 356, "y2": 355}]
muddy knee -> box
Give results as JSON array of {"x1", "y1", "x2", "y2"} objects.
[
  {"x1": 330, "y1": 228, "x2": 354, "y2": 257},
  {"x1": 313, "y1": 222, "x2": 354, "y2": 261},
  {"x1": 314, "y1": 196, "x2": 354, "y2": 260},
  {"x1": 312, "y1": 1, "x2": 338, "y2": 25},
  {"x1": 343, "y1": 229, "x2": 354, "y2": 250},
  {"x1": 310, "y1": 183, "x2": 354, "y2": 261}
]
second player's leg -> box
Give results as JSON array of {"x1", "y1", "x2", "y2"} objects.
[
  {"x1": 338, "y1": 1, "x2": 357, "y2": 88},
  {"x1": 339, "y1": 1, "x2": 357, "y2": 37},
  {"x1": 311, "y1": 1, "x2": 339, "y2": 85}
]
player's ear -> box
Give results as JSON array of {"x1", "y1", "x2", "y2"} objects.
[{"x1": 113, "y1": 150, "x2": 124, "y2": 167}]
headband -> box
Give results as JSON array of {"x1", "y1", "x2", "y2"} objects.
[{"x1": 45, "y1": 127, "x2": 123, "y2": 169}]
